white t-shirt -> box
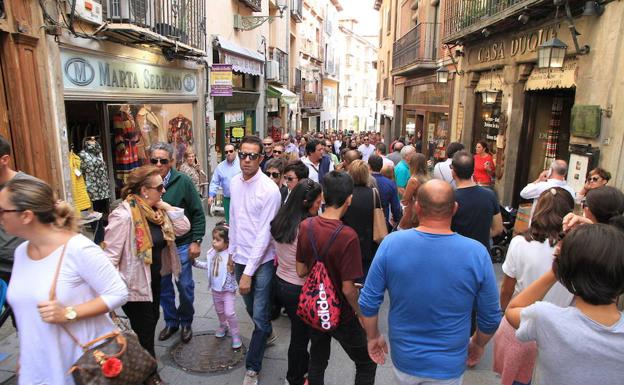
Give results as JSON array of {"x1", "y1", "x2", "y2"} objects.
[
  {"x1": 358, "y1": 144, "x2": 376, "y2": 161},
  {"x1": 7, "y1": 234, "x2": 127, "y2": 385},
  {"x1": 502, "y1": 235, "x2": 573, "y2": 307}
]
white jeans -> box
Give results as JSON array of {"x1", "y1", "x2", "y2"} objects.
[{"x1": 394, "y1": 368, "x2": 464, "y2": 385}]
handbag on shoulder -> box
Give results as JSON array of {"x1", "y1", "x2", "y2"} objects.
[
  {"x1": 50, "y1": 243, "x2": 157, "y2": 385},
  {"x1": 372, "y1": 188, "x2": 388, "y2": 243}
]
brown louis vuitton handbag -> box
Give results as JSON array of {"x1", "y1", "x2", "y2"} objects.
[{"x1": 50, "y1": 242, "x2": 157, "y2": 385}]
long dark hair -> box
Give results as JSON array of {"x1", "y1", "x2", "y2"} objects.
[
  {"x1": 585, "y1": 186, "x2": 624, "y2": 231},
  {"x1": 270, "y1": 178, "x2": 322, "y2": 244},
  {"x1": 525, "y1": 187, "x2": 574, "y2": 246}
]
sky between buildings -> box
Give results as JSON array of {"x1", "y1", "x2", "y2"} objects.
[{"x1": 339, "y1": 0, "x2": 380, "y2": 37}]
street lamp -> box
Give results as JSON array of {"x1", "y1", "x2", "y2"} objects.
[
  {"x1": 537, "y1": 37, "x2": 567, "y2": 68},
  {"x1": 436, "y1": 66, "x2": 449, "y2": 83},
  {"x1": 234, "y1": 0, "x2": 288, "y2": 31},
  {"x1": 481, "y1": 90, "x2": 499, "y2": 105}
]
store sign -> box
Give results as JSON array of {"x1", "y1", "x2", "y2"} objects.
[
  {"x1": 469, "y1": 24, "x2": 560, "y2": 64},
  {"x1": 223, "y1": 51, "x2": 264, "y2": 76},
  {"x1": 61, "y1": 50, "x2": 198, "y2": 96},
  {"x1": 210, "y1": 64, "x2": 233, "y2": 97},
  {"x1": 484, "y1": 115, "x2": 500, "y2": 140},
  {"x1": 225, "y1": 111, "x2": 245, "y2": 125},
  {"x1": 525, "y1": 60, "x2": 577, "y2": 91}
]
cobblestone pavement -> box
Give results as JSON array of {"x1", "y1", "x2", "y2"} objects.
[{"x1": 0, "y1": 214, "x2": 503, "y2": 385}]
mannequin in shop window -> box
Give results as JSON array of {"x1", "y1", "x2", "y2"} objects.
[
  {"x1": 167, "y1": 113, "x2": 193, "y2": 168},
  {"x1": 113, "y1": 104, "x2": 142, "y2": 185},
  {"x1": 80, "y1": 136, "x2": 111, "y2": 244},
  {"x1": 69, "y1": 143, "x2": 92, "y2": 214},
  {"x1": 136, "y1": 105, "x2": 164, "y2": 160}
]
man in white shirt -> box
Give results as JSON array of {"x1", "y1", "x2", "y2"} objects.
[
  {"x1": 302, "y1": 138, "x2": 334, "y2": 183},
  {"x1": 228, "y1": 136, "x2": 282, "y2": 385},
  {"x1": 432, "y1": 142, "x2": 465, "y2": 189},
  {"x1": 358, "y1": 136, "x2": 376, "y2": 161},
  {"x1": 520, "y1": 159, "x2": 576, "y2": 219},
  {"x1": 374, "y1": 142, "x2": 394, "y2": 170}
]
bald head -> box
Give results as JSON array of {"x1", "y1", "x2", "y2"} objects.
[
  {"x1": 417, "y1": 180, "x2": 456, "y2": 220},
  {"x1": 343, "y1": 149, "x2": 362, "y2": 167}
]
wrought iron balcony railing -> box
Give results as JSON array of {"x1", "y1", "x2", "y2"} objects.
[
  {"x1": 302, "y1": 92, "x2": 323, "y2": 109},
  {"x1": 104, "y1": 0, "x2": 206, "y2": 53},
  {"x1": 270, "y1": 47, "x2": 289, "y2": 85},
  {"x1": 442, "y1": 0, "x2": 546, "y2": 43},
  {"x1": 392, "y1": 23, "x2": 439, "y2": 75},
  {"x1": 239, "y1": 0, "x2": 262, "y2": 12}
]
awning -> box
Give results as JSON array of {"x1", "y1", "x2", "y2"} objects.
[
  {"x1": 525, "y1": 60, "x2": 577, "y2": 91},
  {"x1": 213, "y1": 36, "x2": 265, "y2": 76},
  {"x1": 474, "y1": 70, "x2": 504, "y2": 93},
  {"x1": 268, "y1": 85, "x2": 298, "y2": 106}
]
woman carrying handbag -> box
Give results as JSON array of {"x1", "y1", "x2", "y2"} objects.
[{"x1": 1, "y1": 178, "x2": 128, "y2": 385}]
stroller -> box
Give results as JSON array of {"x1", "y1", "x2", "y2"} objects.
[{"x1": 490, "y1": 205, "x2": 517, "y2": 263}]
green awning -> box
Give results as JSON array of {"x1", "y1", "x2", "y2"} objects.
[{"x1": 268, "y1": 85, "x2": 298, "y2": 106}]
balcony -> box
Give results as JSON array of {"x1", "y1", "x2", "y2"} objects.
[
  {"x1": 442, "y1": 0, "x2": 555, "y2": 44},
  {"x1": 302, "y1": 92, "x2": 324, "y2": 109},
  {"x1": 270, "y1": 47, "x2": 289, "y2": 85},
  {"x1": 302, "y1": 40, "x2": 323, "y2": 61},
  {"x1": 392, "y1": 23, "x2": 439, "y2": 76},
  {"x1": 239, "y1": 0, "x2": 262, "y2": 12},
  {"x1": 101, "y1": 0, "x2": 206, "y2": 56}
]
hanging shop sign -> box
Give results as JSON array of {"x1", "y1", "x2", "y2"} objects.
[
  {"x1": 525, "y1": 59, "x2": 577, "y2": 91},
  {"x1": 61, "y1": 50, "x2": 197, "y2": 97},
  {"x1": 210, "y1": 64, "x2": 233, "y2": 96}
]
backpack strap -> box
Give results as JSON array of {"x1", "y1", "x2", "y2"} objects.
[{"x1": 307, "y1": 217, "x2": 344, "y2": 262}]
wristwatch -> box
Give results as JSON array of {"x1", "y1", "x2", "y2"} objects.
[{"x1": 64, "y1": 306, "x2": 78, "y2": 322}]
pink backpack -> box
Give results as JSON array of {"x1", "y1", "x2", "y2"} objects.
[{"x1": 296, "y1": 218, "x2": 344, "y2": 332}]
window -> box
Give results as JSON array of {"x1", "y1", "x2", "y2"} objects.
[{"x1": 385, "y1": 4, "x2": 391, "y2": 35}]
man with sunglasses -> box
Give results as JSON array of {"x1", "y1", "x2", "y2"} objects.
[
  {"x1": 228, "y1": 136, "x2": 282, "y2": 385},
  {"x1": 208, "y1": 143, "x2": 241, "y2": 222},
  {"x1": 149, "y1": 142, "x2": 206, "y2": 344},
  {"x1": 358, "y1": 136, "x2": 376, "y2": 162},
  {"x1": 259, "y1": 137, "x2": 275, "y2": 171}
]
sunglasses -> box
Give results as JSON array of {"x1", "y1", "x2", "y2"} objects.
[
  {"x1": 150, "y1": 158, "x2": 170, "y2": 165},
  {"x1": 225, "y1": 149, "x2": 235, "y2": 154},
  {"x1": 0, "y1": 208, "x2": 24, "y2": 215},
  {"x1": 284, "y1": 176, "x2": 297, "y2": 182},
  {"x1": 588, "y1": 176, "x2": 601, "y2": 182},
  {"x1": 265, "y1": 171, "x2": 281, "y2": 179},
  {"x1": 273, "y1": 150, "x2": 283, "y2": 155},
  {"x1": 148, "y1": 184, "x2": 165, "y2": 193},
  {"x1": 238, "y1": 152, "x2": 260, "y2": 161},
  {"x1": 263, "y1": 143, "x2": 274, "y2": 147}
]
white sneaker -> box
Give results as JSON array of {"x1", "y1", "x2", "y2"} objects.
[
  {"x1": 243, "y1": 370, "x2": 258, "y2": 385},
  {"x1": 266, "y1": 331, "x2": 278, "y2": 346}
]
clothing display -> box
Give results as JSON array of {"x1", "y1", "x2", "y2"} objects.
[
  {"x1": 168, "y1": 114, "x2": 193, "y2": 167},
  {"x1": 113, "y1": 107, "x2": 142, "y2": 184},
  {"x1": 69, "y1": 151, "x2": 92, "y2": 212},
  {"x1": 79, "y1": 139, "x2": 111, "y2": 202},
  {"x1": 136, "y1": 105, "x2": 164, "y2": 159}
]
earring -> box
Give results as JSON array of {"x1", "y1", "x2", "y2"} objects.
[{"x1": 144, "y1": 195, "x2": 149, "y2": 199}]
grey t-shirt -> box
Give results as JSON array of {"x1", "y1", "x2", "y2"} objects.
[
  {"x1": 0, "y1": 172, "x2": 38, "y2": 274},
  {"x1": 517, "y1": 301, "x2": 624, "y2": 385}
]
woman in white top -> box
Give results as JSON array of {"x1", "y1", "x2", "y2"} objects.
[
  {"x1": 1, "y1": 178, "x2": 128, "y2": 385},
  {"x1": 493, "y1": 187, "x2": 574, "y2": 385},
  {"x1": 270, "y1": 178, "x2": 323, "y2": 385}
]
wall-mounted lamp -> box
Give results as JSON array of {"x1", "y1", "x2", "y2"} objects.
[
  {"x1": 481, "y1": 90, "x2": 499, "y2": 105},
  {"x1": 537, "y1": 37, "x2": 567, "y2": 68},
  {"x1": 234, "y1": 0, "x2": 288, "y2": 31},
  {"x1": 441, "y1": 44, "x2": 465, "y2": 81},
  {"x1": 582, "y1": 0, "x2": 604, "y2": 16},
  {"x1": 436, "y1": 66, "x2": 449, "y2": 83},
  {"x1": 518, "y1": 12, "x2": 530, "y2": 24}
]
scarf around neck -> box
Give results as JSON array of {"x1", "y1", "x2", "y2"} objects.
[{"x1": 126, "y1": 194, "x2": 176, "y2": 264}]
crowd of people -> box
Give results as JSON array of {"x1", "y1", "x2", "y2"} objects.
[{"x1": 0, "y1": 129, "x2": 622, "y2": 385}]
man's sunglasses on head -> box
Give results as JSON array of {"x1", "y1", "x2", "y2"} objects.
[
  {"x1": 150, "y1": 158, "x2": 169, "y2": 165},
  {"x1": 238, "y1": 152, "x2": 261, "y2": 161}
]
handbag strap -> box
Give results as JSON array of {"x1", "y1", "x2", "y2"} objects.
[
  {"x1": 372, "y1": 188, "x2": 382, "y2": 209},
  {"x1": 307, "y1": 217, "x2": 344, "y2": 262}
]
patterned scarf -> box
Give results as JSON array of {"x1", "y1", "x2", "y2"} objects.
[{"x1": 126, "y1": 194, "x2": 176, "y2": 264}]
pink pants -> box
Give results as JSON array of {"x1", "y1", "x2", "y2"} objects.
[{"x1": 212, "y1": 290, "x2": 239, "y2": 336}]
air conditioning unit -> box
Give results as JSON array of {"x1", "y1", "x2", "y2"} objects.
[
  {"x1": 266, "y1": 60, "x2": 280, "y2": 81},
  {"x1": 67, "y1": 0, "x2": 103, "y2": 25},
  {"x1": 106, "y1": 0, "x2": 154, "y2": 28}
]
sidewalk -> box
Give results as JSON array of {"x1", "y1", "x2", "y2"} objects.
[{"x1": 0, "y1": 214, "x2": 503, "y2": 385}]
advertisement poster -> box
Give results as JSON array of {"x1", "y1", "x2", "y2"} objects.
[{"x1": 210, "y1": 64, "x2": 233, "y2": 96}]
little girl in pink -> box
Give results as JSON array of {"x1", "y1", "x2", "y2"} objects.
[{"x1": 193, "y1": 222, "x2": 241, "y2": 349}]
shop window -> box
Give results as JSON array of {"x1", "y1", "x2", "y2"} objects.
[
  {"x1": 232, "y1": 72, "x2": 257, "y2": 91},
  {"x1": 473, "y1": 95, "x2": 502, "y2": 157}
]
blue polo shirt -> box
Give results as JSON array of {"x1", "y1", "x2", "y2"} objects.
[
  {"x1": 359, "y1": 230, "x2": 501, "y2": 380},
  {"x1": 394, "y1": 160, "x2": 410, "y2": 197}
]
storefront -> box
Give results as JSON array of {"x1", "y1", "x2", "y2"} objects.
[
  {"x1": 59, "y1": 46, "x2": 205, "y2": 203},
  {"x1": 453, "y1": 8, "x2": 624, "y2": 205},
  {"x1": 212, "y1": 37, "x2": 265, "y2": 158},
  {"x1": 267, "y1": 85, "x2": 298, "y2": 141},
  {"x1": 400, "y1": 75, "x2": 452, "y2": 162}
]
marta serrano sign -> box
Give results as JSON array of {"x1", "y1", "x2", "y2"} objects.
[{"x1": 61, "y1": 50, "x2": 198, "y2": 96}]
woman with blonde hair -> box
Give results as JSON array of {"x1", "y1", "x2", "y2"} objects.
[
  {"x1": 178, "y1": 147, "x2": 206, "y2": 196},
  {"x1": 343, "y1": 160, "x2": 377, "y2": 278},
  {"x1": 399, "y1": 152, "x2": 428, "y2": 229},
  {"x1": 1, "y1": 178, "x2": 128, "y2": 385},
  {"x1": 104, "y1": 165, "x2": 190, "y2": 385}
]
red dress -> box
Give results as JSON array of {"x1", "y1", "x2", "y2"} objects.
[{"x1": 473, "y1": 153, "x2": 494, "y2": 184}]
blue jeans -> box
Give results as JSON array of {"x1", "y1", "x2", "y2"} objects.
[
  {"x1": 235, "y1": 261, "x2": 275, "y2": 373},
  {"x1": 160, "y1": 244, "x2": 195, "y2": 328}
]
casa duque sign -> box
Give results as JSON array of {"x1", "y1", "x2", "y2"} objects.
[
  {"x1": 468, "y1": 24, "x2": 560, "y2": 64},
  {"x1": 61, "y1": 50, "x2": 198, "y2": 96}
]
